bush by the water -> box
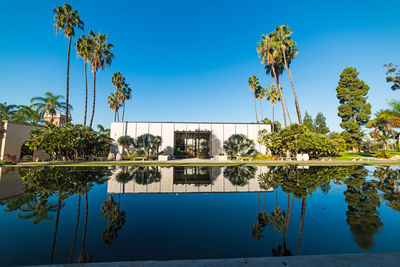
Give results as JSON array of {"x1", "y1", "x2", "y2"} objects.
[
  {"x1": 375, "y1": 151, "x2": 391, "y2": 159},
  {"x1": 253, "y1": 153, "x2": 277, "y2": 161}
]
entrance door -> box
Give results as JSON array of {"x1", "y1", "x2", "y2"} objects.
[{"x1": 174, "y1": 132, "x2": 211, "y2": 158}]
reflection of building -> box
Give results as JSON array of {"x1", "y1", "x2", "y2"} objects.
[
  {"x1": 107, "y1": 166, "x2": 272, "y2": 194},
  {"x1": 111, "y1": 121, "x2": 270, "y2": 158},
  {"x1": 0, "y1": 167, "x2": 24, "y2": 200},
  {"x1": 44, "y1": 112, "x2": 70, "y2": 127}
]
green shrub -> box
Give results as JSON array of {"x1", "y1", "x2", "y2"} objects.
[
  {"x1": 253, "y1": 153, "x2": 277, "y2": 160},
  {"x1": 223, "y1": 134, "x2": 257, "y2": 159},
  {"x1": 0, "y1": 160, "x2": 16, "y2": 165},
  {"x1": 375, "y1": 151, "x2": 391, "y2": 159}
]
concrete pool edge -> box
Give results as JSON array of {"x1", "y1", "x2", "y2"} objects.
[{"x1": 34, "y1": 252, "x2": 400, "y2": 266}]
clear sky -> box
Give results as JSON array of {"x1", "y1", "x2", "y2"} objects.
[{"x1": 1, "y1": 0, "x2": 400, "y2": 132}]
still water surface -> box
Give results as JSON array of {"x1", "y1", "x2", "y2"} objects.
[{"x1": 0, "y1": 165, "x2": 400, "y2": 266}]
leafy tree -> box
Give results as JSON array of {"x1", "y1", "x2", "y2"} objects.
[
  {"x1": 275, "y1": 25, "x2": 302, "y2": 123},
  {"x1": 248, "y1": 75, "x2": 260, "y2": 123},
  {"x1": 223, "y1": 134, "x2": 257, "y2": 159},
  {"x1": 88, "y1": 31, "x2": 114, "y2": 128},
  {"x1": 30, "y1": 92, "x2": 70, "y2": 122},
  {"x1": 303, "y1": 111, "x2": 314, "y2": 131},
  {"x1": 384, "y1": 63, "x2": 400, "y2": 91},
  {"x1": 262, "y1": 118, "x2": 281, "y2": 132},
  {"x1": 314, "y1": 112, "x2": 330, "y2": 134},
  {"x1": 336, "y1": 67, "x2": 371, "y2": 149},
  {"x1": 53, "y1": 3, "x2": 84, "y2": 123},
  {"x1": 76, "y1": 35, "x2": 93, "y2": 126},
  {"x1": 117, "y1": 135, "x2": 133, "y2": 155}
]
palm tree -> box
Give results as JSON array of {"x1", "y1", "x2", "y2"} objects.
[
  {"x1": 107, "y1": 92, "x2": 120, "y2": 121},
  {"x1": 257, "y1": 33, "x2": 290, "y2": 127},
  {"x1": 119, "y1": 83, "x2": 132, "y2": 122},
  {"x1": 53, "y1": 3, "x2": 84, "y2": 123},
  {"x1": 248, "y1": 75, "x2": 259, "y2": 123},
  {"x1": 76, "y1": 35, "x2": 93, "y2": 126},
  {"x1": 275, "y1": 25, "x2": 302, "y2": 124},
  {"x1": 0, "y1": 102, "x2": 17, "y2": 120},
  {"x1": 256, "y1": 85, "x2": 264, "y2": 121},
  {"x1": 30, "y1": 92, "x2": 70, "y2": 122},
  {"x1": 14, "y1": 105, "x2": 42, "y2": 124},
  {"x1": 88, "y1": 30, "x2": 114, "y2": 128},
  {"x1": 265, "y1": 83, "x2": 280, "y2": 132}
]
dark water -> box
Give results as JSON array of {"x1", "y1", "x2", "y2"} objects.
[{"x1": 1, "y1": 165, "x2": 400, "y2": 266}]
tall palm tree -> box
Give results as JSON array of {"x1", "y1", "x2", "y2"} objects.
[
  {"x1": 275, "y1": 25, "x2": 302, "y2": 124},
  {"x1": 248, "y1": 75, "x2": 259, "y2": 123},
  {"x1": 88, "y1": 30, "x2": 114, "y2": 128},
  {"x1": 107, "y1": 92, "x2": 120, "y2": 121},
  {"x1": 119, "y1": 83, "x2": 132, "y2": 122},
  {"x1": 30, "y1": 92, "x2": 70, "y2": 122},
  {"x1": 257, "y1": 33, "x2": 290, "y2": 127},
  {"x1": 256, "y1": 85, "x2": 264, "y2": 121},
  {"x1": 53, "y1": 3, "x2": 84, "y2": 123},
  {"x1": 76, "y1": 35, "x2": 93, "y2": 126},
  {"x1": 0, "y1": 102, "x2": 17, "y2": 120},
  {"x1": 265, "y1": 83, "x2": 280, "y2": 132}
]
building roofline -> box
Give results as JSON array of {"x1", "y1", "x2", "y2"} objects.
[{"x1": 111, "y1": 121, "x2": 270, "y2": 125}]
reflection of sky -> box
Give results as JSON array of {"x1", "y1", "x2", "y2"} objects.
[{"x1": 1, "y1": 166, "x2": 400, "y2": 265}]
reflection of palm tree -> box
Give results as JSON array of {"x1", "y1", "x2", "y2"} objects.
[
  {"x1": 101, "y1": 195, "x2": 126, "y2": 246},
  {"x1": 70, "y1": 195, "x2": 81, "y2": 263},
  {"x1": 78, "y1": 193, "x2": 89, "y2": 262},
  {"x1": 223, "y1": 166, "x2": 256, "y2": 186},
  {"x1": 296, "y1": 197, "x2": 306, "y2": 255},
  {"x1": 50, "y1": 198, "x2": 63, "y2": 264}
]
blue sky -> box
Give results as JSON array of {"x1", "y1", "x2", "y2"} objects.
[{"x1": 1, "y1": 0, "x2": 400, "y2": 131}]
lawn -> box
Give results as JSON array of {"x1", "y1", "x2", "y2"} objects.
[{"x1": 333, "y1": 152, "x2": 375, "y2": 160}]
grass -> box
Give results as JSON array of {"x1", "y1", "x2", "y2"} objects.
[
  {"x1": 13, "y1": 160, "x2": 400, "y2": 167},
  {"x1": 333, "y1": 152, "x2": 375, "y2": 160}
]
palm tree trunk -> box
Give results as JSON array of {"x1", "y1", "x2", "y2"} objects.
[
  {"x1": 282, "y1": 95, "x2": 292, "y2": 125},
  {"x1": 259, "y1": 99, "x2": 263, "y2": 122},
  {"x1": 272, "y1": 104, "x2": 275, "y2": 132},
  {"x1": 66, "y1": 37, "x2": 72, "y2": 124},
  {"x1": 80, "y1": 193, "x2": 88, "y2": 258},
  {"x1": 297, "y1": 197, "x2": 306, "y2": 256},
  {"x1": 282, "y1": 52, "x2": 302, "y2": 124},
  {"x1": 89, "y1": 71, "x2": 96, "y2": 128},
  {"x1": 114, "y1": 111, "x2": 116, "y2": 121},
  {"x1": 271, "y1": 66, "x2": 287, "y2": 128},
  {"x1": 254, "y1": 94, "x2": 258, "y2": 123},
  {"x1": 122, "y1": 103, "x2": 126, "y2": 122},
  {"x1": 84, "y1": 62, "x2": 88, "y2": 126},
  {"x1": 70, "y1": 195, "x2": 81, "y2": 263},
  {"x1": 50, "y1": 198, "x2": 62, "y2": 264},
  {"x1": 117, "y1": 110, "x2": 120, "y2": 122}
]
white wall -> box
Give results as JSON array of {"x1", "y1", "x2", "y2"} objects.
[{"x1": 110, "y1": 121, "x2": 271, "y2": 157}]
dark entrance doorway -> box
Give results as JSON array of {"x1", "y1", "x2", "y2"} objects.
[{"x1": 174, "y1": 131, "x2": 211, "y2": 158}]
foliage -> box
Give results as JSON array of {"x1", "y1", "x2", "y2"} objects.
[
  {"x1": 131, "y1": 134, "x2": 162, "y2": 160},
  {"x1": 384, "y1": 63, "x2": 400, "y2": 91},
  {"x1": 303, "y1": 111, "x2": 314, "y2": 131},
  {"x1": 315, "y1": 112, "x2": 330, "y2": 134},
  {"x1": 0, "y1": 160, "x2": 16, "y2": 165},
  {"x1": 375, "y1": 151, "x2": 391, "y2": 159},
  {"x1": 336, "y1": 67, "x2": 371, "y2": 149},
  {"x1": 25, "y1": 123, "x2": 111, "y2": 161},
  {"x1": 258, "y1": 124, "x2": 346, "y2": 159},
  {"x1": 130, "y1": 166, "x2": 161, "y2": 185},
  {"x1": 223, "y1": 134, "x2": 257, "y2": 159},
  {"x1": 223, "y1": 166, "x2": 256, "y2": 186},
  {"x1": 101, "y1": 195, "x2": 126, "y2": 245},
  {"x1": 117, "y1": 135, "x2": 134, "y2": 155},
  {"x1": 262, "y1": 118, "x2": 281, "y2": 132},
  {"x1": 31, "y1": 92, "x2": 70, "y2": 121},
  {"x1": 253, "y1": 153, "x2": 277, "y2": 160}
]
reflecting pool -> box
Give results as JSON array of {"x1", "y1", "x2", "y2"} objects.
[{"x1": 1, "y1": 165, "x2": 400, "y2": 266}]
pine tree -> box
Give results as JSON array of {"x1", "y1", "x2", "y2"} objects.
[
  {"x1": 336, "y1": 67, "x2": 371, "y2": 150},
  {"x1": 303, "y1": 111, "x2": 314, "y2": 131},
  {"x1": 314, "y1": 112, "x2": 329, "y2": 134}
]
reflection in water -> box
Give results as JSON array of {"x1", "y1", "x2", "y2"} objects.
[
  {"x1": 108, "y1": 166, "x2": 271, "y2": 194},
  {"x1": 2, "y1": 165, "x2": 400, "y2": 265}
]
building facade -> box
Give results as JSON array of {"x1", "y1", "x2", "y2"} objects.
[{"x1": 110, "y1": 121, "x2": 271, "y2": 158}]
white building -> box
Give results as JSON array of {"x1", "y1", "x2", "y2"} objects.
[{"x1": 110, "y1": 121, "x2": 270, "y2": 158}]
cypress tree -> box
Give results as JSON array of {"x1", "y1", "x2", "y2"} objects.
[
  {"x1": 336, "y1": 67, "x2": 371, "y2": 149},
  {"x1": 303, "y1": 111, "x2": 314, "y2": 131},
  {"x1": 314, "y1": 112, "x2": 329, "y2": 134}
]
